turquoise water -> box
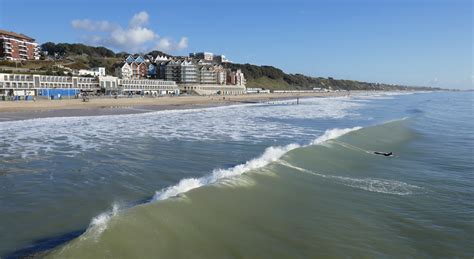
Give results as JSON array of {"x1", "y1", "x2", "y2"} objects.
[{"x1": 0, "y1": 92, "x2": 472, "y2": 258}]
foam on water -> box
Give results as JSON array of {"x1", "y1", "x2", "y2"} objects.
[
  {"x1": 81, "y1": 202, "x2": 122, "y2": 241},
  {"x1": 153, "y1": 143, "x2": 301, "y2": 201},
  {"x1": 0, "y1": 97, "x2": 364, "y2": 159},
  {"x1": 277, "y1": 160, "x2": 423, "y2": 195},
  {"x1": 153, "y1": 126, "x2": 363, "y2": 201},
  {"x1": 0, "y1": 92, "x2": 412, "y2": 160},
  {"x1": 311, "y1": 127, "x2": 362, "y2": 144}
]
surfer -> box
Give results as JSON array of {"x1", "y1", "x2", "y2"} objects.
[{"x1": 373, "y1": 151, "x2": 393, "y2": 157}]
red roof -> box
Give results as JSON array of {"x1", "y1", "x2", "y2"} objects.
[{"x1": 0, "y1": 29, "x2": 35, "y2": 41}]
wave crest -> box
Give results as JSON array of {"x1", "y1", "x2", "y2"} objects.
[
  {"x1": 153, "y1": 143, "x2": 300, "y2": 201},
  {"x1": 81, "y1": 203, "x2": 122, "y2": 241},
  {"x1": 153, "y1": 127, "x2": 362, "y2": 201}
]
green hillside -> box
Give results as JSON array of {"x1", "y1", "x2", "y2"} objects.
[{"x1": 223, "y1": 63, "x2": 436, "y2": 91}]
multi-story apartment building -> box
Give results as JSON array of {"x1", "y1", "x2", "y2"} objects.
[
  {"x1": 0, "y1": 73, "x2": 100, "y2": 99},
  {"x1": 214, "y1": 65, "x2": 227, "y2": 85},
  {"x1": 0, "y1": 30, "x2": 40, "y2": 61},
  {"x1": 164, "y1": 60, "x2": 181, "y2": 82},
  {"x1": 0, "y1": 72, "x2": 180, "y2": 99},
  {"x1": 227, "y1": 69, "x2": 246, "y2": 86},
  {"x1": 163, "y1": 60, "x2": 198, "y2": 84},
  {"x1": 116, "y1": 63, "x2": 133, "y2": 79},
  {"x1": 197, "y1": 66, "x2": 217, "y2": 84},
  {"x1": 180, "y1": 60, "x2": 197, "y2": 83},
  {"x1": 119, "y1": 78, "x2": 179, "y2": 95},
  {"x1": 156, "y1": 61, "x2": 168, "y2": 80},
  {"x1": 148, "y1": 64, "x2": 157, "y2": 78},
  {"x1": 116, "y1": 55, "x2": 147, "y2": 79},
  {"x1": 99, "y1": 75, "x2": 178, "y2": 95}
]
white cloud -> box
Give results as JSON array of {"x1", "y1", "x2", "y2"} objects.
[
  {"x1": 156, "y1": 38, "x2": 173, "y2": 51},
  {"x1": 177, "y1": 37, "x2": 189, "y2": 50},
  {"x1": 155, "y1": 37, "x2": 189, "y2": 52},
  {"x1": 129, "y1": 11, "x2": 149, "y2": 28},
  {"x1": 71, "y1": 19, "x2": 116, "y2": 31},
  {"x1": 71, "y1": 11, "x2": 188, "y2": 53}
]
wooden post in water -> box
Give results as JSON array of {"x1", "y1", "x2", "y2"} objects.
[{"x1": 297, "y1": 97, "x2": 300, "y2": 105}]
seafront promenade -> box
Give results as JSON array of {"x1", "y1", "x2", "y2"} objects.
[{"x1": 0, "y1": 92, "x2": 350, "y2": 113}]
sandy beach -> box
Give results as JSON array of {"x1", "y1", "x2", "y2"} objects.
[
  {"x1": 0, "y1": 92, "x2": 348, "y2": 112},
  {"x1": 0, "y1": 92, "x2": 349, "y2": 121}
]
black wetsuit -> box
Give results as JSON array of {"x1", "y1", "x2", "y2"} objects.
[{"x1": 374, "y1": 151, "x2": 393, "y2": 157}]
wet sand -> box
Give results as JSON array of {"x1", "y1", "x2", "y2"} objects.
[{"x1": 0, "y1": 92, "x2": 348, "y2": 121}]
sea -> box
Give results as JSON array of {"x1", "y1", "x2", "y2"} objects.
[{"x1": 0, "y1": 91, "x2": 472, "y2": 258}]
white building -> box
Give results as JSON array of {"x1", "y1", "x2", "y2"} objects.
[
  {"x1": 198, "y1": 66, "x2": 217, "y2": 84},
  {"x1": 119, "y1": 78, "x2": 179, "y2": 95},
  {"x1": 98, "y1": 75, "x2": 179, "y2": 95},
  {"x1": 115, "y1": 63, "x2": 133, "y2": 79},
  {"x1": 246, "y1": 88, "x2": 270, "y2": 94},
  {"x1": 180, "y1": 60, "x2": 197, "y2": 83},
  {"x1": 99, "y1": 75, "x2": 120, "y2": 93},
  {"x1": 0, "y1": 73, "x2": 100, "y2": 98},
  {"x1": 78, "y1": 67, "x2": 106, "y2": 77},
  {"x1": 180, "y1": 84, "x2": 246, "y2": 96}
]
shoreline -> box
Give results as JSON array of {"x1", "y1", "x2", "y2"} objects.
[{"x1": 0, "y1": 92, "x2": 349, "y2": 122}]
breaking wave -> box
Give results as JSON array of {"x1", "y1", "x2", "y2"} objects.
[
  {"x1": 81, "y1": 203, "x2": 122, "y2": 240},
  {"x1": 74, "y1": 126, "x2": 363, "y2": 242},
  {"x1": 153, "y1": 126, "x2": 362, "y2": 201}
]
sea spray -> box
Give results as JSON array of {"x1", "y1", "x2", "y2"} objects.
[
  {"x1": 81, "y1": 202, "x2": 122, "y2": 241},
  {"x1": 311, "y1": 127, "x2": 362, "y2": 145},
  {"x1": 153, "y1": 143, "x2": 301, "y2": 201},
  {"x1": 153, "y1": 126, "x2": 364, "y2": 201}
]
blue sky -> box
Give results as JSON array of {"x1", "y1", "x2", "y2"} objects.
[{"x1": 0, "y1": 0, "x2": 472, "y2": 89}]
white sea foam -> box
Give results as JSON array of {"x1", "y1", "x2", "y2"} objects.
[
  {"x1": 153, "y1": 126, "x2": 362, "y2": 201},
  {"x1": 0, "y1": 97, "x2": 362, "y2": 159},
  {"x1": 311, "y1": 127, "x2": 362, "y2": 145},
  {"x1": 153, "y1": 143, "x2": 300, "y2": 201},
  {"x1": 82, "y1": 202, "x2": 122, "y2": 241},
  {"x1": 277, "y1": 160, "x2": 423, "y2": 196}
]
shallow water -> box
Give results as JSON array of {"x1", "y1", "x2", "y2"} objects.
[{"x1": 0, "y1": 92, "x2": 473, "y2": 258}]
